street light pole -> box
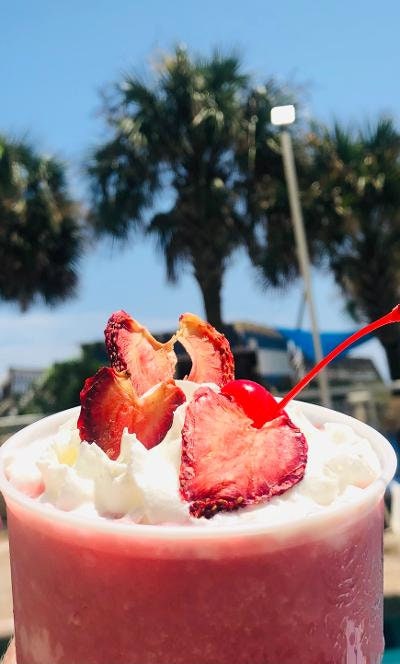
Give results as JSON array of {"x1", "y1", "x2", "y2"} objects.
[{"x1": 271, "y1": 106, "x2": 331, "y2": 408}]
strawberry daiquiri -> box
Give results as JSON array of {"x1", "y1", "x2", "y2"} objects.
[{"x1": 0, "y1": 309, "x2": 397, "y2": 664}]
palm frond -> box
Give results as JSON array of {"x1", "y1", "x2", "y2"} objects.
[
  {"x1": 87, "y1": 134, "x2": 160, "y2": 238},
  {"x1": 147, "y1": 210, "x2": 190, "y2": 283},
  {"x1": 0, "y1": 136, "x2": 82, "y2": 310}
]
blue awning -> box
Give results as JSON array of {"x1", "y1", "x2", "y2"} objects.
[{"x1": 277, "y1": 328, "x2": 371, "y2": 363}]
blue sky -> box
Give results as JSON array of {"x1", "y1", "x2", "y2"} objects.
[{"x1": 0, "y1": 0, "x2": 398, "y2": 379}]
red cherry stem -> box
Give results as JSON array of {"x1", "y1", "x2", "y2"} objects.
[{"x1": 278, "y1": 304, "x2": 400, "y2": 412}]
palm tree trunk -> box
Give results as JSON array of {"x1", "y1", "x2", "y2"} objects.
[{"x1": 195, "y1": 270, "x2": 224, "y2": 330}]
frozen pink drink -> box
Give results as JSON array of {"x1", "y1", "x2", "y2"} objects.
[
  {"x1": 0, "y1": 308, "x2": 398, "y2": 663},
  {"x1": 0, "y1": 401, "x2": 396, "y2": 664}
]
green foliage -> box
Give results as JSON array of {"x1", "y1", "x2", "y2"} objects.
[
  {"x1": 21, "y1": 343, "x2": 107, "y2": 414},
  {"x1": 88, "y1": 47, "x2": 295, "y2": 328},
  {"x1": 305, "y1": 118, "x2": 400, "y2": 378},
  {"x1": 0, "y1": 136, "x2": 82, "y2": 309}
]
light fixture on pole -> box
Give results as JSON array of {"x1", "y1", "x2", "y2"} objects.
[{"x1": 271, "y1": 104, "x2": 331, "y2": 408}]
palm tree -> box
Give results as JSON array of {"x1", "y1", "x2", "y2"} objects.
[
  {"x1": 305, "y1": 118, "x2": 400, "y2": 379},
  {"x1": 0, "y1": 136, "x2": 82, "y2": 309},
  {"x1": 87, "y1": 47, "x2": 292, "y2": 329}
]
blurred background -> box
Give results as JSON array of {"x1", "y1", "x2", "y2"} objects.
[{"x1": 1, "y1": 0, "x2": 400, "y2": 658}]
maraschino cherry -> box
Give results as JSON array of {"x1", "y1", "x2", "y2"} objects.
[
  {"x1": 222, "y1": 305, "x2": 400, "y2": 427},
  {"x1": 221, "y1": 379, "x2": 280, "y2": 426}
]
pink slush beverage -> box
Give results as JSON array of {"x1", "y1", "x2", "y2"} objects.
[{"x1": 0, "y1": 401, "x2": 396, "y2": 664}]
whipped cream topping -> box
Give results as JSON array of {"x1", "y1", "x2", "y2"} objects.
[{"x1": 4, "y1": 380, "x2": 381, "y2": 526}]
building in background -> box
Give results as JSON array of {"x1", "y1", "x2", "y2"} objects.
[
  {"x1": 0, "y1": 368, "x2": 45, "y2": 416},
  {"x1": 230, "y1": 322, "x2": 385, "y2": 427}
]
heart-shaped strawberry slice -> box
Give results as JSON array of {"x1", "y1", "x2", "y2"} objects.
[
  {"x1": 180, "y1": 387, "x2": 307, "y2": 518},
  {"x1": 105, "y1": 311, "x2": 177, "y2": 395},
  {"x1": 78, "y1": 368, "x2": 185, "y2": 459}
]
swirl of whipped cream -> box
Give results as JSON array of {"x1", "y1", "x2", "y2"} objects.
[{"x1": 4, "y1": 380, "x2": 381, "y2": 525}]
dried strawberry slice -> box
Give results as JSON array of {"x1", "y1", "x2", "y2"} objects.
[
  {"x1": 177, "y1": 313, "x2": 234, "y2": 387},
  {"x1": 105, "y1": 310, "x2": 235, "y2": 391},
  {"x1": 105, "y1": 311, "x2": 176, "y2": 395},
  {"x1": 131, "y1": 380, "x2": 186, "y2": 450},
  {"x1": 78, "y1": 367, "x2": 185, "y2": 459},
  {"x1": 78, "y1": 368, "x2": 135, "y2": 460},
  {"x1": 180, "y1": 387, "x2": 307, "y2": 518}
]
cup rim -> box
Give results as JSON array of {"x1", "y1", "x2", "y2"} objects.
[{"x1": 0, "y1": 401, "x2": 397, "y2": 540}]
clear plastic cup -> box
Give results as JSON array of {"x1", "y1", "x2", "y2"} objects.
[{"x1": 0, "y1": 402, "x2": 397, "y2": 664}]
